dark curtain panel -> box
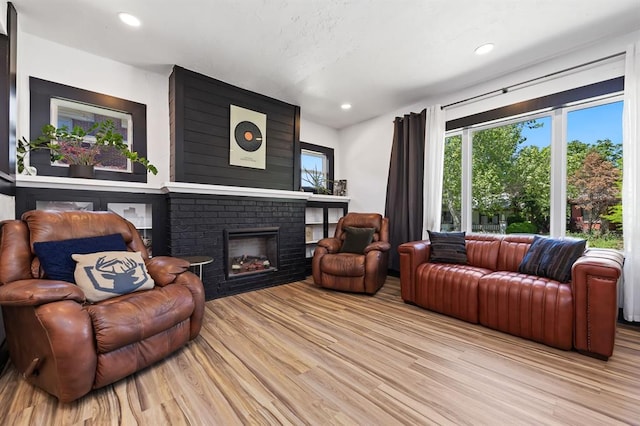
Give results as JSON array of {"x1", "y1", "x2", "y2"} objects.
[{"x1": 385, "y1": 109, "x2": 426, "y2": 271}]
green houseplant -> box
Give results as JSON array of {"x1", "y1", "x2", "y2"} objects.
[{"x1": 18, "y1": 120, "x2": 157, "y2": 176}]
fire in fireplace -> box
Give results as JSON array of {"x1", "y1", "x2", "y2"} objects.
[{"x1": 224, "y1": 227, "x2": 279, "y2": 278}]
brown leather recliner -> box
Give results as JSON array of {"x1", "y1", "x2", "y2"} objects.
[
  {"x1": 0, "y1": 210, "x2": 205, "y2": 402},
  {"x1": 312, "y1": 213, "x2": 390, "y2": 294}
]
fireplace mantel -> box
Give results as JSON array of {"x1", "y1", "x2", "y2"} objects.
[{"x1": 17, "y1": 175, "x2": 351, "y2": 203}]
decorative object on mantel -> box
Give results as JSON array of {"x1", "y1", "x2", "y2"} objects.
[
  {"x1": 302, "y1": 166, "x2": 332, "y2": 194},
  {"x1": 68, "y1": 164, "x2": 96, "y2": 179},
  {"x1": 17, "y1": 120, "x2": 158, "y2": 177},
  {"x1": 333, "y1": 179, "x2": 347, "y2": 196}
]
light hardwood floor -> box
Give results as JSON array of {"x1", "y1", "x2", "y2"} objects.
[{"x1": 1, "y1": 276, "x2": 639, "y2": 425}]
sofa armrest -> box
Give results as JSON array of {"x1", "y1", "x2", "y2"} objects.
[
  {"x1": 0, "y1": 279, "x2": 85, "y2": 306},
  {"x1": 398, "y1": 241, "x2": 431, "y2": 302},
  {"x1": 146, "y1": 256, "x2": 191, "y2": 286},
  {"x1": 571, "y1": 249, "x2": 624, "y2": 359}
]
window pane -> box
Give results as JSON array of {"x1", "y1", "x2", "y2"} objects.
[
  {"x1": 441, "y1": 135, "x2": 462, "y2": 231},
  {"x1": 472, "y1": 118, "x2": 551, "y2": 234},
  {"x1": 301, "y1": 149, "x2": 328, "y2": 190},
  {"x1": 566, "y1": 101, "x2": 623, "y2": 249},
  {"x1": 52, "y1": 98, "x2": 133, "y2": 172}
]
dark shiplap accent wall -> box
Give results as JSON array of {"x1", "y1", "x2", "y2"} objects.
[{"x1": 170, "y1": 66, "x2": 300, "y2": 191}]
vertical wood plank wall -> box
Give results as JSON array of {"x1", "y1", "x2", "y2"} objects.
[{"x1": 169, "y1": 66, "x2": 301, "y2": 191}]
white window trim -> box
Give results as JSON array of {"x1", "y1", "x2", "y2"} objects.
[{"x1": 448, "y1": 93, "x2": 623, "y2": 237}]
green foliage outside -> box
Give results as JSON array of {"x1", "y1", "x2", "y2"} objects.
[
  {"x1": 505, "y1": 222, "x2": 538, "y2": 234},
  {"x1": 441, "y1": 121, "x2": 623, "y2": 249}
]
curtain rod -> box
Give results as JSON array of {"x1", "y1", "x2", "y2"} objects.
[{"x1": 441, "y1": 51, "x2": 625, "y2": 110}]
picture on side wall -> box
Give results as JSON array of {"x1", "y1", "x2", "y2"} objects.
[{"x1": 229, "y1": 105, "x2": 267, "y2": 169}]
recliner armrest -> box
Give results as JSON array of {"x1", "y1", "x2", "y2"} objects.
[
  {"x1": 146, "y1": 256, "x2": 191, "y2": 286},
  {"x1": 0, "y1": 279, "x2": 85, "y2": 306},
  {"x1": 365, "y1": 241, "x2": 391, "y2": 253},
  {"x1": 317, "y1": 237, "x2": 342, "y2": 253}
]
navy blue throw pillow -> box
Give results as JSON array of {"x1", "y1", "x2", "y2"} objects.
[
  {"x1": 518, "y1": 235, "x2": 586, "y2": 283},
  {"x1": 428, "y1": 230, "x2": 467, "y2": 264},
  {"x1": 34, "y1": 233, "x2": 128, "y2": 283}
]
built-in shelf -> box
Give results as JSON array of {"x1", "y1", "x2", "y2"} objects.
[{"x1": 305, "y1": 200, "x2": 349, "y2": 272}]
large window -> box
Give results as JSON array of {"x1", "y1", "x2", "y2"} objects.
[{"x1": 443, "y1": 95, "x2": 623, "y2": 249}]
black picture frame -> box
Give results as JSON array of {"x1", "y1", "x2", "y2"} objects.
[{"x1": 28, "y1": 77, "x2": 149, "y2": 183}]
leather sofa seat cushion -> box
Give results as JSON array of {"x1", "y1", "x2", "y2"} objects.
[
  {"x1": 415, "y1": 263, "x2": 492, "y2": 323},
  {"x1": 320, "y1": 253, "x2": 365, "y2": 277},
  {"x1": 86, "y1": 284, "x2": 195, "y2": 354},
  {"x1": 478, "y1": 271, "x2": 574, "y2": 350}
]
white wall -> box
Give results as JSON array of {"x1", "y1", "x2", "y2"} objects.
[
  {"x1": 300, "y1": 116, "x2": 341, "y2": 183},
  {"x1": 0, "y1": 193, "x2": 14, "y2": 220},
  {"x1": 17, "y1": 31, "x2": 171, "y2": 187},
  {"x1": 339, "y1": 30, "x2": 640, "y2": 215}
]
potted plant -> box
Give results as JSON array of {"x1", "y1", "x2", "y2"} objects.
[
  {"x1": 302, "y1": 166, "x2": 332, "y2": 194},
  {"x1": 18, "y1": 120, "x2": 157, "y2": 177}
]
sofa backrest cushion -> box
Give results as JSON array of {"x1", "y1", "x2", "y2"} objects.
[
  {"x1": 465, "y1": 234, "x2": 501, "y2": 270},
  {"x1": 497, "y1": 235, "x2": 534, "y2": 272}
]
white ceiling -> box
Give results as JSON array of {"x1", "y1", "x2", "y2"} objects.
[{"x1": 10, "y1": 0, "x2": 640, "y2": 129}]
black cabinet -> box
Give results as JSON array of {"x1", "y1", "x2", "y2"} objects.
[{"x1": 15, "y1": 187, "x2": 168, "y2": 256}]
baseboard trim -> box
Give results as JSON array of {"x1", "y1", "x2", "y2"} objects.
[{"x1": 617, "y1": 308, "x2": 640, "y2": 327}]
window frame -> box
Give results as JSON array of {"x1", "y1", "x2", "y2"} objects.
[
  {"x1": 299, "y1": 141, "x2": 334, "y2": 194},
  {"x1": 28, "y1": 77, "x2": 148, "y2": 182},
  {"x1": 50, "y1": 98, "x2": 135, "y2": 172},
  {"x1": 446, "y1": 90, "x2": 623, "y2": 238}
]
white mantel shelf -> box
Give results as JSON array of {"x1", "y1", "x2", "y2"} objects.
[
  {"x1": 16, "y1": 174, "x2": 164, "y2": 194},
  {"x1": 163, "y1": 182, "x2": 350, "y2": 202},
  {"x1": 16, "y1": 176, "x2": 351, "y2": 203}
]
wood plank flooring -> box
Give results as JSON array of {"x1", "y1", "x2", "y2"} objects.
[{"x1": 1, "y1": 276, "x2": 639, "y2": 425}]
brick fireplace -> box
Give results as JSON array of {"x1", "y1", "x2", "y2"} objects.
[
  {"x1": 224, "y1": 227, "x2": 279, "y2": 278},
  {"x1": 165, "y1": 184, "x2": 307, "y2": 300}
]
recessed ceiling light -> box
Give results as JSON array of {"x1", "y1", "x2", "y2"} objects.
[
  {"x1": 118, "y1": 12, "x2": 141, "y2": 27},
  {"x1": 474, "y1": 43, "x2": 494, "y2": 55},
  {"x1": 341, "y1": 103, "x2": 352, "y2": 110}
]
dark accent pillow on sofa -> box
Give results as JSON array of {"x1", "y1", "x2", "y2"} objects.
[
  {"x1": 428, "y1": 230, "x2": 467, "y2": 264},
  {"x1": 518, "y1": 235, "x2": 586, "y2": 283},
  {"x1": 340, "y1": 226, "x2": 375, "y2": 254},
  {"x1": 33, "y1": 233, "x2": 128, "y2": 283}
]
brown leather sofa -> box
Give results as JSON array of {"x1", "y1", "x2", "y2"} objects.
[
  {"x1": 312, "y1": 213, "x2": 390, "y2": 294},
  {"x1": 0, "y1": 210, "x2": 205, "y2": 402},
  {"x1": 399, "y1": 234, "x2": 624, "y2": 359}
]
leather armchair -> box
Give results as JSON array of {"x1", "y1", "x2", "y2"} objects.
[
  {"x1": 312, "y1": 213, "x2": 390, "y2": 294},
  {"x1": 0, "y1": 210, "x2": 205, "y2": 402}
]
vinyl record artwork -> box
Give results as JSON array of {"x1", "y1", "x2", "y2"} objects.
[{"x1": 230, "y1": 105, "x2": 267, "y2": 169}]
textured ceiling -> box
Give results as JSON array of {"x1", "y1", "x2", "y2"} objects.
[{"x1": 10, "y1": 0, "x2": 640, "y2": 129}]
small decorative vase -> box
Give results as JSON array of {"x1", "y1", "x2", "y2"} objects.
[{"x1": 68, "y1": 164, "x2": 95, "y2": 179}]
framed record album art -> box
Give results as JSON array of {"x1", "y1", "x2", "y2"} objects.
[{"x1": 229, "y1": 105, "x2": 267, "y2": 169}]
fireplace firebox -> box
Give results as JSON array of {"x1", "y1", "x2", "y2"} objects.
[{"x1": 224, "y1": 227, "x2": 279, "y2": 279}]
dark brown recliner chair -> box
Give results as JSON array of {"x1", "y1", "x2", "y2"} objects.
[
  {"x1": 0, "y1": 210, "x2": 205, "y2": 402},
  {"x1": 312, "y1": 212, "x2": 390, "y2": 294}
]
